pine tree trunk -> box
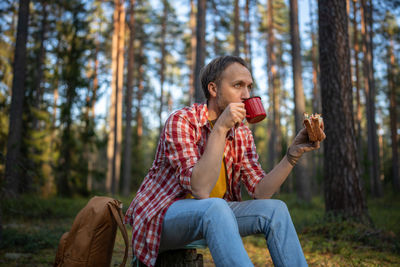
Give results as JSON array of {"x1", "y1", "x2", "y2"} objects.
[
  {"x1": 194, "y1": 0, "x2": 206, "y2": 103},
  {"x1": 234, "y1": 0, "x2": 240, "y2": 56},
  {"x1": 244, "y1": 0, "x2": 253, "y2": 75},
  {"x1": 189, "y1": 0, "x2": 196, "y2": 105},
  {"x1": 122, "y1": 0, "x2": 136, "y2": 197},
  {"x1": 137, "y1": 42, "x2": 144, "y2": 145},
  {"x1": 159, "y1": 0, "x2": 167, "y2": 135},
  {"x1": 211, "y1": 2, "x2": 221, "y2": 56},
  {"x1": 115, "y1": 0, "x2": 125, "y2": 195},
  {"x1": 4, "y1": 0, "x2": 31, "y2": 197},
  {"x1": 266, "y1": 0, "x2": 280, "y2": 170},
  {"x1": 387, "y1": 38, "x2": 399, "y2": 192},
  {"x1": 352, "y1": 0, "x2": 363, "y2": 179},
  {"x1": 87, "y1": 37, "x2": 100, "y2": 192},
  {"x1": 360, "y1": 0, "x2": 382, "y2": 197},
  {"x1": 107, "y1": 0, "x2": 125, "y2": 195},
  {"x1": 33, "y1": 1, "x2": 47, "y2": 131},
  {"x1": 318, "y1": 0, "x2": 367, "y2": 219},
  {"x1": 290, "y1": 0, "x2": 311, "y2": 202},
  {"x1": 308, "y1": 0, "x2": 320, "y2": 114}
]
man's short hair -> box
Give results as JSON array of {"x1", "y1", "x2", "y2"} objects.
[{"x1": 200, "y1": 55, "x2": 249, "y2": 100}]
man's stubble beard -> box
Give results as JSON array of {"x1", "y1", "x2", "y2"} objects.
[{"x1": 216, "y1": 87, "x2": 228, "y2": 117}]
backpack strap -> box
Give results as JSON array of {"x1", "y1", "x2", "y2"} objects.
[{"x1": 109, "y1": 202, "x2": 129, "y2": 267}]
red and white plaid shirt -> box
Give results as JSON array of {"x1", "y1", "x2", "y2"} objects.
[{"x1": 124, "y1": 103, "x2": 266, "y2": 267}]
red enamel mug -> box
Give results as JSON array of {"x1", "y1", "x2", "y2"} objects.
[{"x1": 243, "y1": 96, "x2": 266, "y2": 124}]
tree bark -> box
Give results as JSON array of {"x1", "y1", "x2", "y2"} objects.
[
  {"x1": 189, "y1": 0, "x2": 196, "y2": 105},
  {"x1": 194, "y1": 0, "x2": 206, "y2": 103},
  {"x1": 318, "y1": 0, "x2": 367, "y2": 218},
  {"x1": 137, "y1": 43, "x2": 144, "y2": 145},
  {"x1": 360, "y1": 0, "x2": 382, "y2": 197},
  {"x1": 122, "y1": 0, "x2": 136, "y2": 197},
  {"x1": 243, "y1": 0, "x2": 253, "y2": 75},
  {"x1": 387, "y1": 38, "x2": 399, "y2": 192},
  {"x1": 159, "y1": 0, "x2": 167, "y2": 135},
  {"x1": 234, "y1": 0, "x2": 240, "y2": 56},
  {"x1": 4, "y1": 0, "x2": 31, "y2": 197},
  {"x1": 290, "y1": 0, "x2": 311, "y2": 202},
  {"x1": 308, "y1": 0, "x2": 320, "y2": 114},
  {"x1": 352, "y1": 0, "x2": 363, "y2": 178},
  {"x1": 107, "y1": 0, "x2": 125, "y2": 195},
  {"x1": 33, "y1": 1, "x2": 48, "y2": 131},
  {"x1": 266, "y1": 0, "x2": 280, "y2": 170}
]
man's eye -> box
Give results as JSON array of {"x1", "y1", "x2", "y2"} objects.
[{"x1": 234, "y1": 84, "x2": 241, "y2": 88}]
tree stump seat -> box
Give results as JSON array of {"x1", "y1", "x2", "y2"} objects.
[{"x1": 133, "y1": 240, "x2": 207, "y2": 267}]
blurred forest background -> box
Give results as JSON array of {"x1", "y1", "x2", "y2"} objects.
[{"x1": 0, "y1": 0, "x2": 400, "y2": 265}]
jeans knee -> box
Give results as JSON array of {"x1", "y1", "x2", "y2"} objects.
[
  {"x1": 273, "y1": 199, "x2": 289, "y2": 212},
  {"x1": 204, "y1": 198, "x2": 231, "y2": 215},
  {"x1": 269, "y1": 199, "x2": 291, "y2": 227},
  {"x1": 201, "y1": 198, "x2": 236, "y2": 225}
]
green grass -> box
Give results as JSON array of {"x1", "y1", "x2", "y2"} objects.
[{"x1": 1, "y1": 193, "x2": 399, "y2": 266}]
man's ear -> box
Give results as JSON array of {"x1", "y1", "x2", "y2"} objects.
[{"x1": 208, "y1": 82, "x2": 217, "y2": 98}]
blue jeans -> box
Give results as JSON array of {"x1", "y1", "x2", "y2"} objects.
[{"x1": 159, "y1": 198, "x2": 307, "y2": 267}]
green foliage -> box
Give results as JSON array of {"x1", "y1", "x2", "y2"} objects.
[
  {"x1": 0, "y1": 228, "x2": 61, "y2": 253},
  {"x1": 1, "y1": 194, "x2": 400, "y2": 266},
  {"x1": 1, "y1": 194, "x2": 88, "y2": 220}
]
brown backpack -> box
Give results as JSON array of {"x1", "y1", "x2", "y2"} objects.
[{"x1": 54, "y1": 196, "x2": 129, "y2": 267}]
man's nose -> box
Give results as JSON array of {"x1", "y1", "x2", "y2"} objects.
[{"x1": 242, "y1": 88, "x2": 250, "y2": 100}]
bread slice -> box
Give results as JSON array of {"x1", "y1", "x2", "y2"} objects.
[{"x1": 304, "y1": 113, "x2": 323, "y2": 142}]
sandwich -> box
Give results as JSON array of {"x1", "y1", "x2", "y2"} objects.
[{"x1": 303, "y1": 113, "x2": 324, "y2": 142}]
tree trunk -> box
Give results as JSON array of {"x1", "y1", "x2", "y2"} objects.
[
  {"x1": 211, "y1": 1, "x2": 221, "y2": 56},
  {"x1": 189, "y1": 0, "x2": 196, "y2": 105},
  {"x1": 308, "y1": 0, "x2": 320, "y2": 114},
  {"x1": 234, "y1": 0, "x2": 240, "y2": 56},
  {"x1": 107, "y1": 0, "x2": 125, "y2": 195},
  {"x1": 244, "y1": 0, "x2": 253, "y2": 78},
  {"x1": 87, "y1": 35, "x2": 100, "y2": 192},
  {"x1": 360, "y1": 0, "x2": 382, "y2": 197},
  {"x1": 290, "y1": 0, "x2": 311, "y2": 202},
  {"x1": 266, "y1": 0, "x2": 280, "y2": 170},
  {"x1": 122, "y1": 0, "x2": 136, "y2": 197},
  {"x1": 318, "y1": 0, "x2": 367, "y2": 219},
  {"x1": 137, "y1": 43, "x2": 144, "y2": 146},
  {"x1": 352, "y1": 0, "x2": 363, "y2": 179},
  {"x1": 4, "y1": 0, "x2": 31, "y2": 197},
  {"x1": 194, "y1": 0, "x2": 206, "y2": 103},
  {"x1": 387, "y1": 38, "x2": 399, "y2": 192},
  {"x1": 33, "y1": 1, "x2": 48, "y2": 131},
  {"x1": 159, "y1": 0, "x2": 167, "y2": 135}
]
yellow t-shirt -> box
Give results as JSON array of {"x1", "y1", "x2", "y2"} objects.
[{"x1": 186, "y1": 120, "x2": 227, "y2": 199}]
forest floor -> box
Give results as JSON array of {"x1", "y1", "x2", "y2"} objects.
[{"x1": 1, "y1": 193, "x2": 399, "y2": 266}]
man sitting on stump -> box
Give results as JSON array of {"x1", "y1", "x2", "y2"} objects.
[{"x1": 124, "y1": 55, "x2": 325, "y2": 267}]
